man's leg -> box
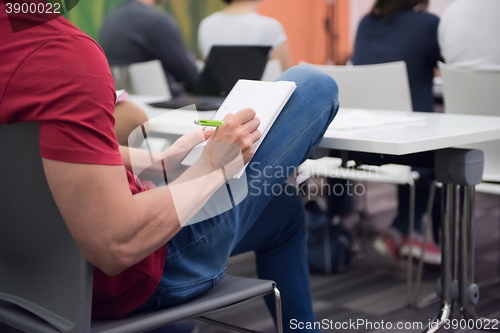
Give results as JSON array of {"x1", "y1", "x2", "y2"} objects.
[
  {"x1": 231, "y1": 191, "x2": 315, "y2": 330},
  {"x1": 144, "y1": 65, "x2": 338, "y2": 329}
]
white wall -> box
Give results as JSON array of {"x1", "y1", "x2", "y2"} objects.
[{"x1": 349, "y1": 0, "x2": 455, "y2": 48}]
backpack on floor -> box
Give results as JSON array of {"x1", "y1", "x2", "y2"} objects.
[{"x1": 305, "y1": 200, "x2": 354, "y2": 274}]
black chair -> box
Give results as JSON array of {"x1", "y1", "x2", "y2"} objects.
[{"x1": 0, "y1": 122, "x2": 282, "y2": 333}]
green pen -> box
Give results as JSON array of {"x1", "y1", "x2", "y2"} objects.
[{"x1": 194, "y1": 119, "x2": 224, "y2": 127}]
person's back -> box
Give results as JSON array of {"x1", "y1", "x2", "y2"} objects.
[
  {"x1": 353, "y1": 7, "x2": 441, "y2": 112},
  {"x1": 99, "y1": 0, "x2": 198, "y2": 97},
  {"x1": 198, "y1": 12, "x2": 285, "y2": 57},
  {"x1": 198, "y1": 0, "x2": 292, "y2": 70},
  {"x1": 352, "y1": 0, "x2": 443, "y2": 266},
  {"x1": 439, "y1": 0, "x2": 500, "y2": 70}
]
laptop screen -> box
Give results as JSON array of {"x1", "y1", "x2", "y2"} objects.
[{"x1": 194, "y1": 45, "x2": 272, "y2": 97}]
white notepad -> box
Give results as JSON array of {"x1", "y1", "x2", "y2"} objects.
[{"x1": 181, "y1": 79, "x2": 297, "y2": 178}]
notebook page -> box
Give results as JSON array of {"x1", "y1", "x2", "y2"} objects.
[{"x1": 181, "y1": 80, "x2": 296, "y2": 176}]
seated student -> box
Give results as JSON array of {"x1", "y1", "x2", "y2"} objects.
[
  {"x1": 198, "y1": 0, "x2": 292, "y2": 70},
  {"x1": 99, "y1": 0, "x2": 199, "y2": 97},
  {"x1": 1, "y1": 5, "x2": 338, "y2": 333},
  {"x1": 439, "y1": 0, "x2": 500, "y2": 70},
  {"x1": 352, "y1": 0, "x2": 442, "y2": 265}
]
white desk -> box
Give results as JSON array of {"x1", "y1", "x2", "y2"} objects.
[
  {"x1": 128, "y1": 94, "x2": 500, "y2": 330},
  {"x1": 129, "y1": 95, "x2": 500, "y2": 155}
]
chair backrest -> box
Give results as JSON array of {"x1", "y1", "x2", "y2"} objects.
[
  {"x1": 111, "y1": 60, "x2": 172, "y2": 99},
  {"x1": 195, "y1": 59, "x2": 205, "y2": 73},
  {"x1": 304, "y1": 61, "x2": 413, "y2": 111},
  {"x1": 0, "y1": 123, "x2": 93, "y2": 333},
  {"x1": 439, "y1": 62, "x2": 500, "y2": 182},
  {"x1": 262, "y1": 59, "x2": 283, "y2": 82}
]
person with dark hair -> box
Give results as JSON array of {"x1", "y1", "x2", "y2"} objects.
[
  {"x1": 99, "y1": 0, "x2": 199, "y2": 97},
  {"x1": 198, "y1": 0, "x2": 292, "y2": 70},
  {"x1": 370, "y1": 0, "x2": 429, "y2": 18},
  {"x1": 352, "y1": 0, "x2": 442, "y2": 265}
]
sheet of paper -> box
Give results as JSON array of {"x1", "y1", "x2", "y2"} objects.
[
  {"x1": 328, "y1": 110, "x2": 425, "y2": 130},
  {"x1": 181, "y1": 80, "x2": 296, "y2": 178}
]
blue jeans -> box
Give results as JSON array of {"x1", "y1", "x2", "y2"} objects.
[{"x1": 134, "y1": 65, "x2": 339, "y2": 332}]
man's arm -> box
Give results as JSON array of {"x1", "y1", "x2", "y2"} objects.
[
  {"x1": 119, "y1": 127, "x2": 214, "y2": 174},
  {"x1": 149, "y1": 15, "x2": 199, "y2": 92},
  {"x1": 43, "y1": 109, "x2": 260, "y2": 276},
  {"x1": 271, "y1": 41, "x2": 293, "y2": 71}
]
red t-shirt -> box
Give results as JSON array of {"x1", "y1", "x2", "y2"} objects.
[{"x1": 0, "y1": 1, "x2": 165, "y2": 319}]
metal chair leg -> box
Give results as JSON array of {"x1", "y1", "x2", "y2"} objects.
[
  {"x1": 478, "y1": 195, "x2": 500, "y2": 289},
  {"x1": 422, "y1": 184, "x2": 457, "y2": 333},
  {"x1": 197, "y1": 317, "x2": 263, "y2": 333},
  {"x1": 273, "y1": 285, "x2": 283, "y2": 333},
  {"x1": 413, "y1": 181, "x2": 438, "y2": 307},
  {"x1": 196, "y1": 285, "x2": 284, "y2": 333},
  {"x1": 407, "y1": 179, "x2": 416, "y2": 306},
  {"x1": 458, "y1": 185, "x2": 500, "y2": 328}
]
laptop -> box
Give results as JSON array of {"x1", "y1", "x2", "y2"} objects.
[{"x1": 149, "y1": 45, "x2": 272, "y2": 111}]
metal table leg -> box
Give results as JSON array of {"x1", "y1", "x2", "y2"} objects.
[{"x1": 423, "y1": 149, "x2": 499, "y2": 332}]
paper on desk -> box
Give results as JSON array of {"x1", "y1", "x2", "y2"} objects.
[{"x1": 328, "y1": 110, "x2": 425, "y2": 130}]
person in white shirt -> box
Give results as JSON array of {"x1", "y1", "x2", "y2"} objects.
[
  {"x1": 438, "y1": 0, "x2": 500, "y2": 70},
  {"x1": 198, "y1": 0, "x2": 292, "y2": 70}
]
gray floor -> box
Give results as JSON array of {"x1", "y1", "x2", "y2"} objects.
[{"x1": 198, "y1": 182, "x2": 500, "y2": 333}]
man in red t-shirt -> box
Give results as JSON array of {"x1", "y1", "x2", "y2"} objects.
[{"x1": 1, "y1": 1, "x2": 339, "y2": 330}]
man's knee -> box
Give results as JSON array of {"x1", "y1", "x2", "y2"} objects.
[
  {"x1": 280, "y1": 64, "x2": 339, "y2": 110},
  {"x1": 282, "y1": 65, "x2": 339, "y2": 101}
]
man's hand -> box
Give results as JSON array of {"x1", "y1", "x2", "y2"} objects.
[
  {"x1": 161, "y1": 127, "x2": 214, "y2": 161},
  {"x1": 206, "y1": 108, "x2": 261, "y2": 167},
  {"x1": 159, "y1": 127, "x2": 214, "y2": 174},
  {"x1": 120, "y1": 128, "x2": 215, "y2": 182}
]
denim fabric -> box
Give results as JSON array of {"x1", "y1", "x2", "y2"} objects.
[{"x1": 133, "y1": 65, "x2": 339, "y2": 333}]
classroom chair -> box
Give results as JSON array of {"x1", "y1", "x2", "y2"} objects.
[
  {"x1": 412, "y1": 63, "x2": 500, "y2": 304},
  {"x1": 302, "y1": 61, "x2": 413, "y2": 111},
  {"x1": 439, "y1": 62, "x2": 500, "y2": 189},
  {"x1": 299, "y1": 61, "x2": 437, "y2": 306},
  {"x1": 262, "y1": 59, "x2": 283, "y2": 82},
  {"x1": 0, "y1": 122, "x2": 282, "y2": 333},
  {"x1": 111, "y1": 60, "x2": 172, "y2": 99}
]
